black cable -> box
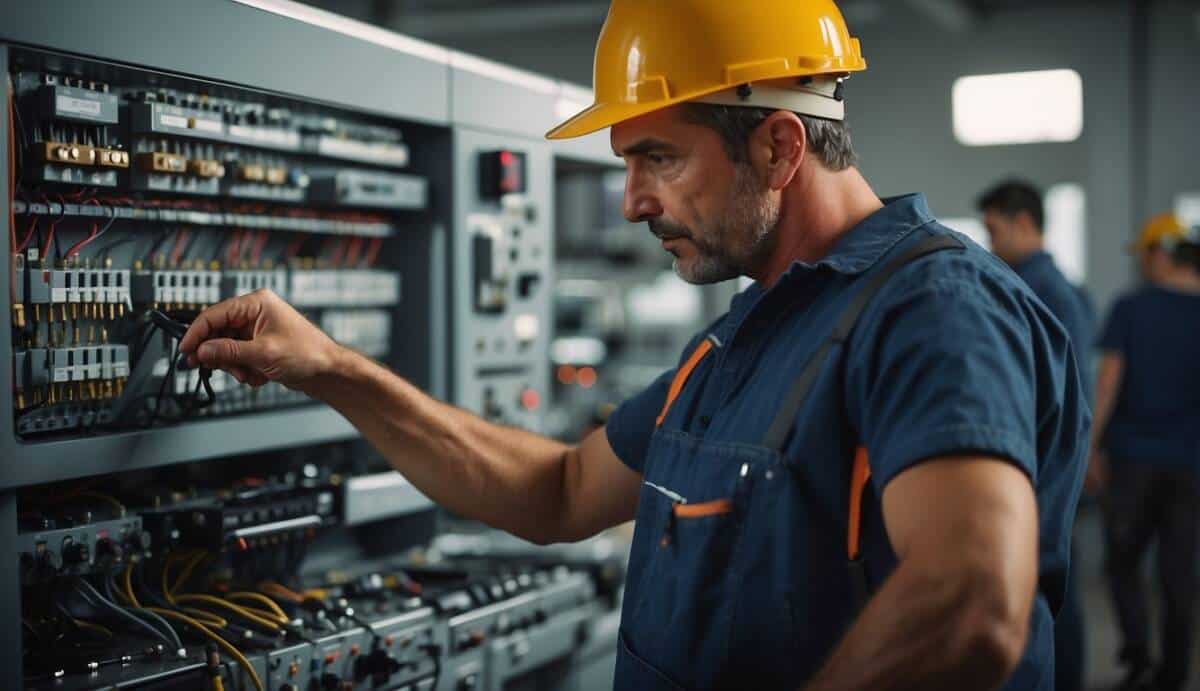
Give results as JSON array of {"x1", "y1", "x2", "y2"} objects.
[
  {"x1": 103, "y1": 574, "x2": 185, "y2": 654},
  {"x1": 75, "y1": 579, "x2": 175, "y2": 651}
]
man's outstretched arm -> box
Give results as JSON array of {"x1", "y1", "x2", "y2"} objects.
[{"x1": 180, "y1": 289, "x2": 642, "y2": 545}]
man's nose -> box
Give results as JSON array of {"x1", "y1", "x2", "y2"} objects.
[{"x1": 623, "y1": 172, "x2": 663, "y2": 223}]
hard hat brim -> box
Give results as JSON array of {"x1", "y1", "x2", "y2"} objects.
[{"x1": 546, "y1": 100, "x2": 661, "y2": 140}]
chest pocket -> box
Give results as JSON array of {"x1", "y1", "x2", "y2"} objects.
[{"x1": 617, "y1": 235, "x2": 964, "y2": 691}]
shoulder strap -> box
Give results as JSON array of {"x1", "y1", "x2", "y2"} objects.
[{"x1": 761, "y1": 234, "x2": 964, "y2": 451}]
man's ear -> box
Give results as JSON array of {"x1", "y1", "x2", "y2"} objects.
[{"x1": 747, "y1": 110, "x2": 807, "y2": 190}]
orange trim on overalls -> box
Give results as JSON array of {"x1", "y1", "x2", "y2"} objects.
[
  {"x1": 655, "y1": 339, "x2": 713, "y2": 427},
  {"x1": 847, "y1": 446, "x2": 871, "y2": 560},
  {"x1": 674, "y1": 498, "x2": 734, "y2": 518}
]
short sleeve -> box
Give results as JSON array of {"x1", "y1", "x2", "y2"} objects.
[
  {"x1": 845, "y1": 269, "x2": 1043, "y2": 491},
  {"x1": 604, "y1": 368, "x2": 674, "y2": 474},
  {"x1": 1097, "y1": 296, "x2": 1130, "y2": 353}
]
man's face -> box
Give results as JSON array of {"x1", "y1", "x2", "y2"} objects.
[
  {"x1": 982, "y1": 209, "x2": 1019, "y2": 264},
  {"x1": 611, "y1": 107, "x2": 779, "y2": 284}
]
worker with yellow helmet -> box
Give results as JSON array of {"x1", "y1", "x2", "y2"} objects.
[
  {"x1": 1088, "y1": 213, "x2": 1200, "y2": 691},
  {"x1": 179, "y1": 3, "x2": 1088, "y2": 689}
]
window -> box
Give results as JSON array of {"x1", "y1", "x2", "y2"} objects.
[
  {"x1": 1175, "y1": 192, "x2": 1200, "y2": 227},
  {"x1": 952, "y1": 69, "x2": 1084, "y2": 146},
  {"x1": 941, "y1": 217, "x2": 990, "y2": 250},
  {"x1": 1045, "y1": 183, "x2": 1087, "y2": 284}
]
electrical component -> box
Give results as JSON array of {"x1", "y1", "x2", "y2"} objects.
[
  {"x1": 289, "y1": 269, "x2": 400, "y2": 308},
  {"x1": 132, "y1": 268, "x2": 221, "y2": 308},
  {"x1": 17, "y1": 515, "x2": 144, "y2": 584},
  {"x1": 321, "y1": 310, "x2": 391, "y2": 357},
  {"x1": 32, "y1": 140, "x2": 96, "y2": 166},
  {"x1": 37, "y1": 80, "x2": 119, "y2": 124},
  {"x1": 479, "y1": 149, "x2": 527, "y2": 199},
  {"x1": 221, "y1": 268, "x2": 288, "y2": 299},
  {"x1": 308, "y1": 169, "x2": 428, "y2": 209},
  {"x1": 94, "y1": 147, "x2": 130, "y2": 168},
  {"x1": 136, "y1": 151, "x2": 188, "y2": 174},
  {"x1": 188, "y1": 158, "x2": 226, "y2": 178}
]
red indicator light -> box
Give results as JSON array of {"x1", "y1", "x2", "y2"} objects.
[
  {"x1": 520, "y1": 388, "x2": 540, "y2": 411},
  {"x1": 499, "y1": 150, "x2": 514, "y2": 166},
  {"x1": 578, "y1": 367, "x2": 597, "y2": 389}
]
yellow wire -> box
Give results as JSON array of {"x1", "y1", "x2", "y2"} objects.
[
  {"x1": 123, "y1": 563, "x2": 141, "y2": 608},
  {"x1": 174, "y1": 594, "x2": 280, "y2": 631},
  {"x1": 144, "y1": 608, "x2": 263, "y2": 691},
  {"x1": 72, "y1": 618, "x2": 113, "y2": 638},
  {"x1": 257, "y1": 581, "x2": 303, "y2": 603},
  {"x1": 181, "y1": 608, "x2": 228, "y2": 628},
  {"x1": 236, "y1": 605, "x2": 285, "y2": 623},
  {"x1": 171, "y1": 551, "x2": 208, "y2": 595},
  {"x1": 225, "y1": 592, "x2": 289, "y2": 622},
  {"x1": 76, "y1": 491, "x2": 125, "y2": 516},
  {"x1": 301, "y1": 588, "x2": 327, "y2": 601}
]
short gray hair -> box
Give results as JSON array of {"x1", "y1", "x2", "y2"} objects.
[{"x1": 679, "y1": 102, "x2": 858, "y2": 171}]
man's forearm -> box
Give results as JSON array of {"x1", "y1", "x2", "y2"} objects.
[
  {"x1": 311, "y1": 346, "x2": 575, "y2": 543},
  {"x1": 805, "y1": 557, "x2": 1025, "y2": 691}
]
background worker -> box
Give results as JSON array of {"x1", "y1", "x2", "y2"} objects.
[
  {"x1": 181, "y1": 2, "x2": 1089, "y2": 689},
  {"x1": 978, "y1": 179, "x2": 1095, "y2": 691},
  {"x1": 1088, "y1": 214, "x2": 1200, "y2": 691}
]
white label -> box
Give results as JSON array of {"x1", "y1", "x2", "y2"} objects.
[
  {"x1": 113, "y1": 363, "x2": 129, "y2": 378},
  {"x1": 53, "y1": 367, "x2": 70, "y2": 383},
  {"x1": 193, "y1": 118, "x2": 223, "y2": 134},
  {"x1": 56, "y1": 95, "x2": 102, "y2": 117},
  {"x1": 160, "y1": 113, "x2": 189, "y2": 129}
]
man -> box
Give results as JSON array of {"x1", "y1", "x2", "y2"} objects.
[
  {"x1": 978, "y1": 179, "x2": 1095, "y2": 691},
  {"x1": 181, "y1": 2, "x2": 1088, "y2": 689},
  {"x1": 1088, "y1": 214, "x2": 1200, "y2": 691}
]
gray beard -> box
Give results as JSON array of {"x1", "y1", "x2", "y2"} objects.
[{"x1": 670, "y1": 168, "x2": 779, "y2": 285}]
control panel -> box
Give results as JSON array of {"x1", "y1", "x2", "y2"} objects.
[
  {"x1": 7, "y1": 51, "x2": 431, "y2": 442},
  {"x1": 452, "y1": 131, "x2": 552, "y2": 431}
]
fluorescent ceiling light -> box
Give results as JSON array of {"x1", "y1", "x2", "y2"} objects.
[{"x1": 952, "y1": 69, "x2": 1083, "y2": 146}]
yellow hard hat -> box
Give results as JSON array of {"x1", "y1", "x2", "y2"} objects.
[
  {"x1": 546, "y1": 0, "x2": 867, "y2": 140},
  {"x1": 1133, "y1": 213, "x2": 1188, "y2": 252}
]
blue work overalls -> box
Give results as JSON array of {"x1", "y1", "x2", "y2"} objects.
[{"x1": 610, "y1": 202, "x2": 1080, "y2": 690}]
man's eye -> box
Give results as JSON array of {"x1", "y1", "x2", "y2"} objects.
[{"x1": 647, "y1": 153, "x2": 669, "y2": 165}]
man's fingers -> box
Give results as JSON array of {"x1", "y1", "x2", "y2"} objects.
[
  {"x1": 196, "y1": 337, "x2": 267, "y2": 371},
  {"x1": 180, "y1": 294, "x2": 264, "y2": 354}
]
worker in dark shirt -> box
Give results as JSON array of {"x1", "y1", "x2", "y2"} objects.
[
  {"x1": 979, "y1": 179, "x2": 1095, "y2": 691},
  {"x1": 1089, "y1": 214, "x2": 1200, "y2": 691}
]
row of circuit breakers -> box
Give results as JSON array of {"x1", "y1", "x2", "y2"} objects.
[
  {"x1": 7, "y1": 50, "x2": 538, "y2": 438},
  {"x1": 16, "y1": 464, "x2": 615, "y2": 691}
]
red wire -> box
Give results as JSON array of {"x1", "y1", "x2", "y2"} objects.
[
  {"x1": 330, "y1": 236, "x2": 350, "y2": 268},
  {"x1": 170, "y1": 229, "x2": 190, "y2": 266},
  {"x1": 250, "y1": 231, "x2": 268, "y2": 266},
  {"x1": 63, "y1": 222, "x2": 99, "y2": 259},
  {"x1": 40, "y1": 216, "x2": 63, "y2": 263},
  {"x1": 15, "y1": 216, "x2": 37, "y2": 254},
  {"x1": 225, "y1": 230, "x2": 243, "y2": 267},
  {"x1": 283, "y1": 235, "x2": 305, "y2": 261},
  {"x1": 343, "y1": 236, "x2": 363, "y2": 267},
  {"x1": 364, "y1": 237, "x2": 383, "y2": 268}
]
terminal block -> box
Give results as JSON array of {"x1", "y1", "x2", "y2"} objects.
[
  {"x1": 321, "y1": 310, "x2": 391, "y2": 357},
  {"x1": 289, "y1": 269, "x2": 400, "y2": 308},
  {"x1": 26, "y1": 267, "x2": 131, "y2": 319},
  {"x1": 136, "y1": 151, "x2": 187, "y2": 174},
  {"x1": 32, "y1": 141, "x2": 96, "y2": 166},
  {"x1": 132, "y1": 269, "x2": 221, "y2": 308},
  {"x1": 221, "y1": 268, "x2": 288, "y2": 299},
  {"x1": 20, "y1": 344, "x2": 128, "y2": 404}
]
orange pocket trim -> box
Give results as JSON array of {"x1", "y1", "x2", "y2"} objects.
[
  {"x1": 655, "y1": 339, "x2": 713, "y2": 427},
  {"x1": 847, "y1": 446, "x2": 871, "y2": 560},
  {"x1": 674, "y1": 498, "x2": 734, "y2": 519}
]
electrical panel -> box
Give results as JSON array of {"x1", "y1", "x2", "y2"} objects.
[
  {"x1": 452, "y1": 132, "x2": 553, "y2": 431},
  {"x1": 7, "y1": 52, "x2": 432, "y2": 442},
  {"x1": 0, "y1": 4, "x2": 621, "y2": 690}
]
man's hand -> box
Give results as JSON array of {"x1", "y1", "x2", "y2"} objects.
[{"x1": 180, "y1": 289, "x2": 341, "y2": 394}]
